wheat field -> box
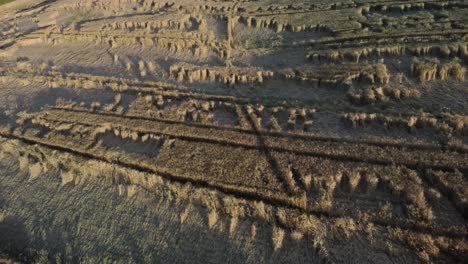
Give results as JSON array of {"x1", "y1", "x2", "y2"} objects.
[{"x1": 0, "y1": 0, "x2": 467, "y2": 263}]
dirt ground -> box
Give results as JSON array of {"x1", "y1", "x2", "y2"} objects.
[{"x1": 0, "y1": 0, "x2": 467, "y2": 263}]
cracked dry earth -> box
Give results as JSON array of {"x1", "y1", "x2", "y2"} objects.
[{"x1": 0, "y1": 0, "x2": 467, "y2": 263}]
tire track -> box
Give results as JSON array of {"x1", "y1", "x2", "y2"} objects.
[
  {"x1": 52, "y1": 106, "x2": 467, "y2": 154},
  {"x1": 42, "y1": 108, "x2": 468, "y2": 174},
  {"x1": 0, "y1": 131, "x2": 466, "y2": 239}
]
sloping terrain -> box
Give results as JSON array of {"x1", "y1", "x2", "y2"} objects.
[{"x1": 0, "y1": 0, "x2": 467, "y2": 263}]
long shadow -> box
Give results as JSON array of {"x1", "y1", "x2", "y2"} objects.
[
  {"x1": 0, "y1": 167, "x2": 31, "y2": 262},
  {"x1": 0, "y1": 215, "x2": 31, "y2": 262},
  {"x1": 15, "y1": 0, "x2": 57, "y2": 14},
  {"x1": 0, "y1": 160, "x2": 253, "y2": 263},
  {"x1": 75, "y1": 4, "x2": 176, "y2": 29},
  {"x1": 19, "y1": 87, "x2": 116, "y2": 113},
  {"x1": 0, "y1": 86, "x2": 118, "y2": 129},
  {"x1": 242, "y1": 107, "x2": 296, "y2": 195}
]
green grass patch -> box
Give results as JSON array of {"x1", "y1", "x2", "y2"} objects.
[{"x1": 0, "y1": 0, "x2": 15, "y2": 6}]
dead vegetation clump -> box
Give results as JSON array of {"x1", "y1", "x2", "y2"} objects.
[
  {"x1": 15, "y1": 112, "x2": 35, "y2": 126},
  {"x1": 357, "y1": 62, "x2": 391, "y2": 85},
  {"x1": 28, "y1": 162, "x2": 44, "y2": 180},
  {"x1": 342, "y1": 112, "x2": 468, "y2": 135},
  {"x1": 308, "y1": 46, "x2": 403, "y2": 63},
  {"x1": 103, "y1": 94, "x2": 123, "y2": 112},
  {"x1": 280, "y1": 64, "x2": 364, "y2": 86},
  {"x1": 208, "y1": 210, "x2": 219, "y2": 230},
  {"x1": 306, "y1": 43, "x2": 459, "y2": 63},
  {"x1": 91, "y1": 122, "x2": 113, "y2": 138},
  {"x1": 392, "y1": 229, "x2": 439, "y2": 262},
  {"x1": 251, "y1": 201, "x2": 274, "y2": 222},
  {"x1": 40, "y1": 69, "x2": 178, "y2": 94},
  {"x1": 276, "y1": 208, "x2": 324, "y2": 235},
  {"x1": 333, "y1": 218, "x2": 357, "y2": 239},
  {"x1": 1, "y1": 142, "x2": 64, "y2": 182},
  {"x1": 390, "y1": 229, "x2": 467, "y2": 263},
  {"x1": 442, "y1": 114, "x2": 468, "y2": 134},
  {"x1": 272, "y1": 226, "x2": 285, "y2": 251},
  {"x1": 0, "y1": 210, "x2": 12, "y2": 224},
  {"x1": 425, "y1": 170, "x2": 467, "y2": 218},
  {"x1": 290, "y1": 230, "x2": 304, "y2": 241},
  {"x1": 40, "y1": 31, "x2": 209, "y2": 55},
  {"x1": 55, "y1": 157, "x2": 274, "y2": 235},
  {"x1": 411, "y1": 58, "x2": 439, "y2": 82},
  {"x1": 347, "y1": 86, "x2": 420, "y2": 105},
  {"x1": 438, "y1": 59, "x2": 466, "y2": 81},
  {"x1": 1, "y1": 60, "x2": 55, "y2": 77},
  {"x1": 228, "y1": 215, "x2": 239, "y2": 238},
  {"x1": 342, "y1": 112, "x2": 382, "y2": 128},
  {"x1": 103, "y1": 16, "x2": 203, "y2": 32},
  {"x1": 238, "y1": 15, "x2": 315, "y2": 33},
  {"x1": 380, "y1": 168, "x2": 433, "y2": 222},
  {"x1": 267, "y1": 115, "x2": 282, "y2": 132},
  {"x1": 374, "y1": 63, "x2": 391, "y2": 85},
  {"x1": 310, "y1": 174, "x2": 342, "y2": 214},
  {"x1": 182, "y1": 100, "x2": 216, "y2": 124},
  {"x1": 287, "y1": 62, "x2": 391, "y2": 87},
  {"x1": 412, "y1": 58, "x2": 466, "y2": 82},
  {"x1": 179, "y1": 204, "x2": 192, "y2": 224},
  {"x1": 2, "y1": 2, "x2": 468, "y2": 259},
  {"x1": 281, "y1": 108, "x2": 315, "y2": 132},
  {"x1": 341, "y1": 170, "x2": 361, "y2": 193},
  {"x1": 170, "y1": 64, "x2": 273, "y2": 85}
]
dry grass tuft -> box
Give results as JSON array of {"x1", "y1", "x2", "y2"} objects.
[
  {"x1": 411, "y1": 58, "x2": 438, "y2": 82},
  {"x1": 252, "y1": 201, "x2": 272, "y2": 222},
  {"x1": 272, "y1": 226, "x2": 285, "y2": 251},
  {"x1": 126, "y1": 185, "x2": 139, "y2": 198},
  {"x1": 375, "y1": 63, "x2": 390, "y2": 84},
  {"x1": 303, "y1": 174, "x2": 312, "y2": 191},
  {"x1": 60, "y1": 170, "x2": 76, "y2": 185},
  {"x1": 18, "y1": 155, "x2": 29, "y2": 171},
  {"x1": 439, "y1": 59, "x2": 466, "y2": 81},
  {"x1": 334, "y1": 218, "x2": 357, "y2": 239},
  {"x1": 290, "y1": 231, "x2": 304, "y2": 241},
  {"x1": 223, "y1": 196, "x2": 246, "y2": 218},
  {"x1": 28, "y1": 163, "x2": 43, "y2": 180},
  {"x1": 348, "y1": 86, "x2": 420, "y2": 105},
  {"x1": 229, "y1": 216, "x2": 239, "y2": 238},
  {"x1": 391, "y1": 229, "x2": 441, "y2": 262},
  {"x1": 180, "y1": 205, "x2": 191, "y2": 224},
  {"x1": 251, "y1": 224, "x2": 258, "y2": 240},
  {"x1": 208, "y1": 210, "x2": 219, "y2": 230}
]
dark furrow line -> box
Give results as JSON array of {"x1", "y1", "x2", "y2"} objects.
[
  {"x1": 43, "y1": 109, "x2": 468, "y2": 173},
  {"x1": 0, "y1": 131, "x2": 303, "y2": 210},
  {"x1": 52, "y1": 107, "x2": 467, "y2": 154},
  {"x1": 30, "y1": 31, "x2": 207, "y2": 41},
  {"x1": 262, "y1": 37, "x2": 466, "y2": 54},
  {"x1": 308, "y1": 38, "x2": 468, "y2": 52},
  {"x1": 290, "y1": 166, "x2": 307, "y2": 193},
  {"x1": 15, "y1": 0, "x2": 57, "y2": 14},
  {"x1": 0, "y1": 132, "x2": 466, "y2": 239},
  {"x1": 4, "y1": 69, "x2": 461, "y2": 153},
  {"x1": 287, "y1": 30, "x2": 468, "y2": 50},
  {"x1": 0, "y1": 40, "x2": 15, "y2": 50},
  {"x1": 418, "y1": 169, "x2": 468, "y2": 220},
  {"x1": 313, "y1": 30, "x2": 468, "y2": 46},
  {"x1": 211, "y1": 0, "x2": 459, "y2": 16}
]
